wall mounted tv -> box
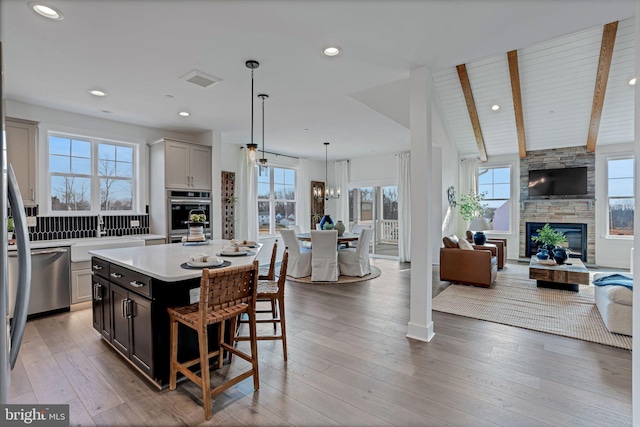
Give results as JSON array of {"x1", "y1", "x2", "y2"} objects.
[{"x1": 528, "y1": 167, "x2": 588, "y2": 196}]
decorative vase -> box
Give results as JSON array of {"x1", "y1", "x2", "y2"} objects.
[
  {"x1": 319, "y1": 215, "x2": 333, "y2": 230},
  {"x1": 473, "y1": 231, "x2": 486, "y2": 245},
  {"x1": 335, "y1": 220, "x2": 345, "y2": 236},
  {"x1": 7, "y1": 232, "x2": 13, "y2": 241},
  {"x1": 553, "y1": 247, "x2": 569, "y2": 265},
  {"x1": 536, "y1": 248, "x2": 549, "y2": 260}
]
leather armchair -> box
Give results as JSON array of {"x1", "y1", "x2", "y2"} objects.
[
  {"x1": 440, "y1": 235, "x2": 497, "y2": 288},
  {"x1": 466, "y1": 231, "x2": 507, "y2": 269}
]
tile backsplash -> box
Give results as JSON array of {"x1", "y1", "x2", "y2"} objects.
[{"x1": 9, "y1": 205, "x2": 150, "y2": 241}]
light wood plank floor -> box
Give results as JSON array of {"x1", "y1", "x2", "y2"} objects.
[{"x1": 10, "y1": 260, "x2": 632, "y2": 426}]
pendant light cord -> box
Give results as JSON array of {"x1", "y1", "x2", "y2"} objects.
[{"x1": 251, "y1": 68, "x2": 254, "y2": 146}]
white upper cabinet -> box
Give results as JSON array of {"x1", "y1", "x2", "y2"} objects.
[
  {"x1": 6, "y1": 118, "x2": 37, "y2": 206},
  {"x1": 162, "y1": 139, "x2": 211, "y2": 190}
]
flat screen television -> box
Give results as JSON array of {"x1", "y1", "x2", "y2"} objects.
[{"x1": 528, "y1": 167, "x2": 588, "y2": 196}]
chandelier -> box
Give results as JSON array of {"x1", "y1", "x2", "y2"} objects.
[
  {"x1": 322, "y1": 142, "x2": 340, "y2": 200},
  {"x1": 245, "y1": 60, "x2": 259, "y2": 161}
]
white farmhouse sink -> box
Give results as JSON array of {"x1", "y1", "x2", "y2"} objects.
[{"x1": 71, "y1": 238, "x2": 146, "y2": 262}]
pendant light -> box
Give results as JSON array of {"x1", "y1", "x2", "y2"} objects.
[
  {"x1": 258, "y1": 93, "x2": 269, "y2": 171},
  {"x1": 245, "y1": 60, "x2": 259, "y2": 161},
  {"x1": 323, "y1": 142, "x2": 341, "y2": 200}
]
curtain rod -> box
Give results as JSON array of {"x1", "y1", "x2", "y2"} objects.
[{"x1": 240, "y1": 146, "x2": 299, "y2": 160}]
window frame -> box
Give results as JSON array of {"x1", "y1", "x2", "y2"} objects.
[
  {"x1": 45, "y1": 130, "x2": 140, "y2": 216},
  {"x1": 606, "y1": 154, "x2": 634, "y2": 239},
  {"x1": 257, "y1": 164, "x2": 298, "y2": 236},
  {"x1": 477, "y1": 163, "x2": 513, "y2": 234}
]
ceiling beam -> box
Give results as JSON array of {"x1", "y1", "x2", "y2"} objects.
[
  {"x1": 586, "y1": 21, "x2": 618, "y2": 153},
  {"x1": 456, "y1": 64, "x2": 488, "y2": 162},
  {"x1": 507, "y1": 50, "x2": 527, "y2": 159}
]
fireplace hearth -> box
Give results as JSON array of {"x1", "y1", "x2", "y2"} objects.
[{"x1": 526, "y1": 222, "x2": 587, "y2": 261}]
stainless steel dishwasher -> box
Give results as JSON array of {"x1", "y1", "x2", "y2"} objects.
[{"x1": 8, "y1": 247, "x2": 70, "y2": 317}]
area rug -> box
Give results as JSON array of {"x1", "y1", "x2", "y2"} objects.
[
  {"x1": 287, "y1": 265, "x2": 381, "y2": 284},
  {"x1": 433, "y1": 271, "x2": 632, "y2": 350}
]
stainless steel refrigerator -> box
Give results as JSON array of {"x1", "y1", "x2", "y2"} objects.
[{"x1": 0, "y1": 41, "x2": 32, "y2": 403}]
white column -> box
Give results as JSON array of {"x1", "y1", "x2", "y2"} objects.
[
  {"x1": 632, "y1": 2, "x2": 640, "y2": 423},
  {"x1": 406, "y1": 66, "x2": 434, "y2": 342}
]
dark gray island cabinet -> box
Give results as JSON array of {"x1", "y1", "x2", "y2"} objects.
[{"x1": 89, "y1": 241, "x2": 262, "y2": 388}]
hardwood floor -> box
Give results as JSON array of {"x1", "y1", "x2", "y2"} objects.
[{"x1": 10, "y1": 259, "x2": 631, "y2": 426}]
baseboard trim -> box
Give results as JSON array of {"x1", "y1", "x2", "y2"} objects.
[{"x1": 406, "y1": 320, "x2": 434, "y2": 342}]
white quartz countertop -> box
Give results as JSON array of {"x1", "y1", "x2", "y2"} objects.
[
  {"x1": 89, "y1": 240, "x2": 262, "y2": 282},
  {"x1": 8, "y1": 234, "x2": 166, "y2": 251}
]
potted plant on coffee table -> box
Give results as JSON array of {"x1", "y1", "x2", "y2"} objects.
[{"x1": 531, "y1": 224, "x2": 568, "y2": 262}]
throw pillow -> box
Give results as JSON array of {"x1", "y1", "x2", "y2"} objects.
[
  {"x1": 443, "y1": 235, "x2": 459, "y2": 248},
  {"x1": 458, "y1": 239, "x2": 474, "y2": 251},
  {"x1": 465, "y1": 230, "x2": 474, "y2": 242}
]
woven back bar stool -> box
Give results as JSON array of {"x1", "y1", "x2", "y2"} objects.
[
  {"x1": 236, "y1": 249, "x2": 289, "y2": 361},
  {"x1": 258, "y1": 239, "x2": 278, "y2": 280},
  {"x1": 167, "y1": 261, "x2": 259, "y2": 420}
]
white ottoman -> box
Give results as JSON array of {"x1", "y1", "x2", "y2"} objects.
[{"x1": 593, "y1": 273, "x2": 632, "y2": 336}]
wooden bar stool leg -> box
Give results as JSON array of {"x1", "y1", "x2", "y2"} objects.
[
  {"x1": 270, "y1": 300, "x2": 277, "y2": 333},
  {"x1": 218, "y1": 321, "x2": 225, "y2": 369},
  {"x1": 228, "y1": 316, "x2": 237, "y2": 364},
  {"x1": 198, "y1": 326, "x2": 212, "y2": 420},
  {"x1": 278, "y1": 297, "x2": 288, "y2": 361},
  {"x1": 247, "y1": 307, "x2": 260, "y2": 390},
  {"x1": 169, "y1": 318, "x2": 178, "y2": 390}
]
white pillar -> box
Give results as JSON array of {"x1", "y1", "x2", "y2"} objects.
[
  {"x1": 406, "y1": 66, "x2": 434, "y2": 342},
  {"x1": 632, "y1": 2, "x2": 640, "y2": 424}
]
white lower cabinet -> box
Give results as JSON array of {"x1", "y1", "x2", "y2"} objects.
[{"x1": 71, "y1": 261, "x2": 93, "y2": 304}]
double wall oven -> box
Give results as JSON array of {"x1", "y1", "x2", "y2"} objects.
[{"x1": 167, "y1": 190, "x2": 211, "y2": 243}]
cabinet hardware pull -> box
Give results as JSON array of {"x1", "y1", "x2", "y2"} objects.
[
  {"x1": 121, "y1": 299, "x2": 126, "y2": 318},
  {"x1": 127, "y1": 300, "x2": 134, "y2": 319},
  {"x1": 31, "y1": 189, "x2": 34, "y2": 201},
  {"x1": 129, "y1": 281, "x2": 144, "y2": 288},
  {"x1": 93, "y1": 265, "x2": 103, "y2": 270},
  {"x1": 94, "y1": 283, "x2": 102, "y2": 301},
  {"x1": 111, "y1": 273, "x2": 123, "y2": 279},
  {"x1": 93, "y1": 284, "x2": 97, "y2": 300}
]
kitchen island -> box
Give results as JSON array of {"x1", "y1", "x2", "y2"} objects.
[{"x1": 89, "y1": 240, "x2": 261, "y2": 388}]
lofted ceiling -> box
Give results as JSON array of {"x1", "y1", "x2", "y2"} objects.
[{"x1": 0, "y1": 1, "x2": 635, "y2": 161}]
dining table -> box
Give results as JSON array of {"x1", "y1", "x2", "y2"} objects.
[{"x1": 296, "y1": 232, "x2": 359, "y2": 245}]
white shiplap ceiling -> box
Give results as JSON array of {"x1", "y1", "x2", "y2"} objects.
[{"x1": 433, "y1": 17, "x2": 636, "y2": 159}]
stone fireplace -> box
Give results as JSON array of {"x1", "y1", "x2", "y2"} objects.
[
  {"x1": 525, "y1": 222, "x2": 588, "y2": 261},
  {"x1": 519, "y1": 147, "x2": 595, "y2": 263}
]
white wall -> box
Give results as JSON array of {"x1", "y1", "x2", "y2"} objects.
[
  {"x1": 595, "y1": 142, "x2": 634, "y2": 269},
  {"x1": 6, "y1": 100, "x2": 197, "y2": 213}
]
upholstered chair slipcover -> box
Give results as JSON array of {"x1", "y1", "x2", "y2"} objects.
[
  {"x1": 280, "y1": 229, "x2": 311, "y2": 278},
  {"x1": 310, "y1": 230, "x2": 339, "y2": 282},
  {"x1": 288, "y1": 224, "x2": 302, "y2": 234},
  {"x1": 338, "y1": 228, "x2": 373, "y2": 277}
]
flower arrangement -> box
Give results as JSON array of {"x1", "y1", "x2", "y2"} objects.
[
  {"x1": 7, "y1": 217, "x2": 14, "y2": 232},
  {"x1": 189, "y1": 213, "x2": 206, "y2": 223},
  {"x1": 322, "y1": 222, "x2": 335, "y2": 230},
  {"x1": 531, "y1": 223, "x2": 567, "y2": 247}
]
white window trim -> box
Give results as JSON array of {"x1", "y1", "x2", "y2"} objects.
[
  {"x1": 477, "y1": 160, "x2": 517, "y2": 235},
  {"x1": 258, "y1": 163, "x2": 298, "y2": 236},
  {"x1": 605, "y1": 154, "x2": 634, "y2": 239},
  {"x1": 40, "y1": 126, "x2": 144, "y2": 216}
]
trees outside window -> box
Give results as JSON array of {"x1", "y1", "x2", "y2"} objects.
[{"x1": 607, "y1": 157, "x2": 634, "y2": 236}]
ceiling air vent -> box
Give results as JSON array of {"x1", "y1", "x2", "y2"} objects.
[{"x1": 181, "y1": 70, "x2": 222, "y2": 88}]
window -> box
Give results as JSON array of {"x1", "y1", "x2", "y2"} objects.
[
  {"x1": 48, "y1": 133, "x2": 136, "y2": 213},
  {"x1": 257, "y1": 166, "x2": 296, "y2": 234},
  {"x1": 478, "y1": 166, "x2": 511, "y2": 232},
  {"x1": 607, "y1": 157, "x2": 634, "y2": 236}
]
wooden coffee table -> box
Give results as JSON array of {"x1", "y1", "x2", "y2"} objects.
[{"x1": 529, "y1": 256, "x2": 589, "y2": 292}]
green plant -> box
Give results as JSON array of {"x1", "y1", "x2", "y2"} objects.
[
  {"x1": 458, "y1": 192, "x2": 487, "y2": 221},
  {"x1": 322, "y1": 222, "x2": 335, "y2": 230},
  {"x1": 531, "y1": 223, "x2": 567, "y2": 247},
  {"x1": 189, "y1": 213, "x2": 206, "y2": 223},
  {"x1": 227, "y1": 195, "x2": 239, "y2": 205},
  {"x1": 7, "y1": 217, "x2": 14, "y2": 232},
  {"x1": 312, "y1": 212, "x2": 322, "y2": 222}
]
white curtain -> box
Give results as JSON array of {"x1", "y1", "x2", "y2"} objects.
[
  {"x1": 296, "y1": 158, "x2": 311, "y2": 233},
  {"x1": 334, "y1": 160, "x2": 350, "y2": 228},
  {"x1": 397, "y1": 152, "x2": 411, "y2": 262},
  {"x1": 237, "y1": 148, "x2": 259, "y2": 241},
  {"x1": 457, "y1": 157, "x2": 479, "y2": 235}
]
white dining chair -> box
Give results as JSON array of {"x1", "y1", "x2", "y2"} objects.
[
  {"x1": 348, "y1": 223, "x2": 372, "y2": 248},
  {"x1": 310, "y1": 230, "x2": 339, "y2": 282},
  {"x1": 315, "y1": 223, "x2": 322, "y2": 230},
  {"x1": 288, "y1": 224, "x2": 302, "y2": 234},
  {"x1": 279, "y1": 229, "x2": 311, "y2": 278},
  {"x1": 338, "y1": 228, "x2": 374, "y2": 277}
]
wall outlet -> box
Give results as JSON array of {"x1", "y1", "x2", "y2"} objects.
[
  {"x1": 130, "y1": 220, "x2": 140, "y2": 227},
  {"x1": 26, "y1": 216, "x2": 37, "y2": 227}
]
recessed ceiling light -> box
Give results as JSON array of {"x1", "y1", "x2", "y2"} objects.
[
  {"x1": 29, "y1": 2, "x2": 63, "y2": 20},
  {"x1": 491, "y1": 104, "x2": 500, "y2": 111},
  {"x1": 629, "y1": 78, "x2": 636, "y2": 86},
  {"x1": 322, "y1": 46, "x2": 342, "y2": 57},
  {"x1": 165, "y1": 94, "x2": 174, "y2": 99},
  {"x1": 89, "y1": 89, "x2": 106, "y2": 97},
  {"x1": 101, "y1": 110, "x2": 111, "y2": 114},
  {"x1": 178, "y1": 111, "x2": 190, "y2": 117}
]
